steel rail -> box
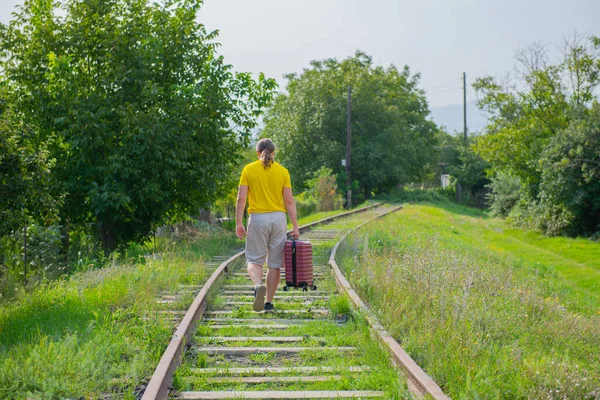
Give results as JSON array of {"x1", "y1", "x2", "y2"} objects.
[
  {"x1": 141, "y1": 202, "x2": 383, "y2": 400},
  {"x1": 328, "y1": 205, "x2": 450, "y2": 400}
]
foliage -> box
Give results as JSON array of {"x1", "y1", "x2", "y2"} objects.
[
  {"x1": 1, "y1": 224, "x2": 62, "y2": 286},
  {"x1": 473, "y1": 34, "x2": 600, "y2": 235},
  {"x1": 294, "y1": 192, "x2": 317, "y2": 218},
  {"x1": 212, "y1": 146, "x2": 257, "y2": 226},
  {"x1": 0, "y1": 0, "x2": 276, "y2": 253},
  {"x1": 0, "y1": 100, "x2": 58, "y2": 236},
  {"x1": 262, "y1": 51, "x2": 437, "y2": 198},
  {"x1": 434, "y1": 129, "x2": 461, "y2": 173},
  {"x1": 431, "y1": 130, "x2": 489, "y2": 208},
  {"x1": 304, "y1": 167, "x2": 344, "y2": 212},
  {"x1": 537, "y1": 103, "x2": 600, "y2": 235},
  {"x1": 486, "y1": 172, "x2": 522, "y2": 217},
  {"x1": 448, "y1": 144, "x2": 490, "y2": 190}
]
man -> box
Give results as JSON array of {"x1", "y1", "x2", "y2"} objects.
[{"x1": 236, "y1": 138, "x2": 300, "y2": 312}]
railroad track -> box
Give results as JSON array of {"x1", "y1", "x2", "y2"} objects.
[{"x1": 142, "y1": 203, "x2": 448, "y2": 400}]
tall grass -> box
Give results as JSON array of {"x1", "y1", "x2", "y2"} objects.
[
  {"x1": 0, "y1": 227, "x2": 240, "y2": 399},
  {"x1": 338, "y1": 205, "x2": 600, "y2": 398}
]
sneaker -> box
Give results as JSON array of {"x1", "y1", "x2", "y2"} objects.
[
  {"x1": 253, "y1": 283, "x2": 267, "y2": 312},
  {"x1": 264, "y1": 302, "x2": 275, "y2": 312}
]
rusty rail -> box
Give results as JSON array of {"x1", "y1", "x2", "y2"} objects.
[{"x1": 328, "y1": 204, "x2": 450, "y2": 400}]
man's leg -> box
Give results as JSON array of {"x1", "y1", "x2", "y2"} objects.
[
  {"x1": 265, "y1": 212, "x2": 287, "y2": 306},
  {"x1": 248, "y1": 262, "x2": 267, "y2": 311},
  {"x1": 245, "y1": 213, "x2": 268, "y2": 311},
  {"x1": 247, "y1": 262, "x2": 263, "y2": 285},
  {"x1": 266, "y1": 267, "x2": 280, "y2": 303}
]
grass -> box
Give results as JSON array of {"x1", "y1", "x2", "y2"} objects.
[
  {"x1": 0, "y1": 227, "x2": 240, "y2": 399},
  {"x1": 337, "y1": 202, "x2": 600, "y2": 399}
]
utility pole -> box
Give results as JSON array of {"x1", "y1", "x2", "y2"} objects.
[
  {"x1": 346, "y1": 86, "x2": 352, "y2": 209},
  {"x1": 463, "y1": 72, "x2": 468, "y2": 145}
]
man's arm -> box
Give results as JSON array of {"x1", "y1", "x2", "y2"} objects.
[
  {"x1": 283, "y1": 187, "x2": 300, "y2": 239},
  {"x1": 236, "y1": 185, "x2": 248, "y2": 239}
]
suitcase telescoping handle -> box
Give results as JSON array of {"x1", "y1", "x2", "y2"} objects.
[{"x1": 291, "y1": 239, "x2": 297, "y2": 286}]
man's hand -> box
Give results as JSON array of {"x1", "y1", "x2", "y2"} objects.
[
  {"x1": 291, "y1": 226, "x2": 300, "y2": 239},
  {"x1": 236, "y1": 224, "x2": 247, "y2": 240}
]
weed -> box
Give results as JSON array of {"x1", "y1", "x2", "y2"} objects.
[{"x1": 328, "y1": 295, "x2": 351, "y2": 317}]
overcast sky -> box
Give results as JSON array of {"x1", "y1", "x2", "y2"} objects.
[{"x1": 1, "y1": 0, "x2": 599, "y2": 107}]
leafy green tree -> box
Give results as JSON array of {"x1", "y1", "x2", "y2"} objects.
[
  {"x1": 537, "y1": 103, "x2": 600, "y2": 235},
  {"x1": 0, "y1": 100, "x2": 58, "y2": 236},
  {"x1": 473, "y1": 35, "x2": 600, "y2": 235},
  {"x1": 0, "y1": 0, "x2": 276, "y2": 253},
  {"x1": 262, "y1": 51, "x2": 437, "y2": 198},
  {"x1": 473, "y1": 35, "x2": 600, "y2": 192}
]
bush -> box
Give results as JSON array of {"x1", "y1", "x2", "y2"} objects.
[
  {"x1": 486, "y1": 172, "x2": 522, "y2": 217},
  {"x1": 294, "y1": 192, "x2": 317, "y2": 218},
  {"x1": 305, "y1": 167, "x2": 344, "y2": 212}
]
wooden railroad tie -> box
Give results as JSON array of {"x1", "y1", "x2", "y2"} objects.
[
  {"x1": 193, "y1": 375, "x2": 344, "y2": 384},
  {"x1": 193, "y1": 346, "x2": 356, "y2": 355},
  {"x1": 203, "y1": 309, "x2": 329, "y2": 316},
  {"x1": 202, "y1": 318, "x2": 312, "y2": 324},
  {"x1": 189, "y1": 366, "x2": 371, "y2": 375},
  {"x1": 220, "y1": 295, "x2": 330, "y2": 301},
  {"x1": 221, "y1": 290, "x2": 328, "y2": 296},
  {"x1": 174, "y1": 390, "x2": 384, "y2": 399},
  {"x1": 201, "y1": 336, "x2": 324, "y2": 343},
  {"x1": 208, "y1": 324, "x2": 295, "y2": 330}
]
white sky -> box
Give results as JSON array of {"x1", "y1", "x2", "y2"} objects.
[{"x1": 1, "y1": 0, "x2": 599, "y2": 107}]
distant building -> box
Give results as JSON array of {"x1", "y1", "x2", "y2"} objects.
[{"x1": 441, "y1": 174, "x2": 450, "y2": 189}]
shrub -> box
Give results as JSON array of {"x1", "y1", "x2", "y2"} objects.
[
  {"x1": 486, "y1": 172, "x2": 522, "y2": 217},
  {"x1": 305, "y1": 167, "x2": 344, "y2": 212},
  {"x1": 294, "y1": 192, "x2": 317, "y2": 218}
]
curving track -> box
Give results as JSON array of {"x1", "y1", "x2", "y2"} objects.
[{"x1": 142, "y1": 203, "x2": 448, "y2": 400}]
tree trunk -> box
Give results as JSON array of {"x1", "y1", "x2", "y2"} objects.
[
  {"x1": 98, "y1": 220, "x2": 118, "y2": 256},
  {"x1": 198, "y1": 208, "x2": 212, "y2": 224}
]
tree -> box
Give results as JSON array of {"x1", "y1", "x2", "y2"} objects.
[
  {"x1": 473, "y1": 35, "x2": 600, "y2": 193},
  {"x1": 262, "y1": 51, "x2": 437, "y2": 198},
  {"x1": 0, "y1": 98, "x2": 58, "y2": 236},
  {"x1": 0, "y1": 0, "x2": 277, "y2": 253},
  {"x1": 473, "y1": 34, "x2": 600, "y2": 235},
  {"x1": 537, "y1": 103, "x2": 600, "y2": 235}
]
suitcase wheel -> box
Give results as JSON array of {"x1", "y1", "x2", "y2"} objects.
[
  {"x1": 283, "y1": 286, "x2": 289, "y2": 292},
  {"x1": 311, "y1": 285, "x2": 317, "y2": 291}
]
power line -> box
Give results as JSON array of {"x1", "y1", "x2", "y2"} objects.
[
  {"x1": 424, "y1": 78, "x2": 462, "y2": 91},
  {"x1": 426, "y1": 87, "x2": 463, "y2": 95}
]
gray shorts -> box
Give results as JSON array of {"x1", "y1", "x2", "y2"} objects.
[{"x1": 245, "y1": 211, "x2": 287, "y2": 269}]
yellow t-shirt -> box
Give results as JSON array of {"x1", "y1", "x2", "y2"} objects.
[{"x1": 239, "y1": 160, "x2": 292, "y2": 214}]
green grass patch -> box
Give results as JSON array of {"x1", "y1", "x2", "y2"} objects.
[
  {"x1": 338, "y1": 203, "x2": 600, "y2": 398},
  {"x1": 0, "y1": 228, "x2": 239, "y2": 399}
]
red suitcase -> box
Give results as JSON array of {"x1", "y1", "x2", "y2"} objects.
[{"x1": 283, "y1": 239, "x2": 317, "y2": 291}]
